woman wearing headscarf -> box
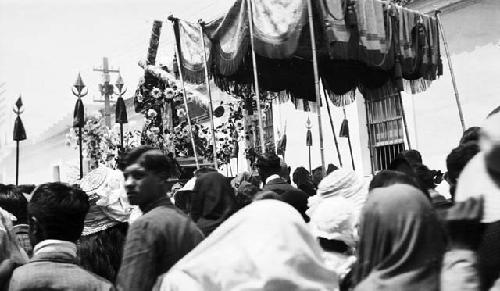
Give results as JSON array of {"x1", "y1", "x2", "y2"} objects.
[
  {"x1": 190, "y1": 172, "x2": 237, "y2": 236},
  {"x1": 353, "y1": 184, "x2": 446, "y2": 291},
  {"x1": 153, "y1": 200, "x2": 337, "y2": 291}
]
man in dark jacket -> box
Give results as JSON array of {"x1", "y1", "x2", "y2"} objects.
[
  {"x1": 256, "y1": 152, "x2": 309, "y2": 222},
  {"x1": 116, "y1": 146, "x2": 204, "y2": 291},
  {"x1": 8, "y1": 183, "x2": 114, "y2": 291}
]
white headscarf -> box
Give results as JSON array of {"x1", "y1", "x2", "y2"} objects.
[
  {"x1": 155, "y1": 200, "x2": 338, "y2": 291},
  {"x1": 308, "y1": 168, "x2": 368, "y2": 219}
]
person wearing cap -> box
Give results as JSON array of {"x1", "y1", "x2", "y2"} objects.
[
  {"x1": 255, "y1": 152, "x2": 309, "y2": 222},
  {"x1": 117, "y1": 146, "x2": 204, "y2": 291}
]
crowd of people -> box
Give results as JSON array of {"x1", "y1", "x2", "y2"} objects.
[{"x1": 0, "y1": 111, "x2": 499, "y2": 291}]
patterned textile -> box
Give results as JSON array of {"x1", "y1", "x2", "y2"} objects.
[
  {"x1": 12, "y1": 224, "x2": 32, "y2": 257},
  {"x1": 172, "y1": 19, "x2": 211, "y2": 84}
]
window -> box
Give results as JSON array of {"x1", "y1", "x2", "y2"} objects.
[{"x1": 365, "y1": 92, "x2": 407, "y2": 172}]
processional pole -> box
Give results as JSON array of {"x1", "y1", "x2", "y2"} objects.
[
  {"x1": 198, "y1": 20, "x2": 218, "y2": 169},
  {"x1": 246, "y1": 0, "x2": 266, "y2": 153},
  {"x1": 322, "y1": 88, "x2": 343, "y2": 167},
  {"x1": 72, "y1": 73, "x2": 87, "y2": 179},
  {"x1": 306, "y1": 0, "x2": 326, "y2": 174},
  {"x1": 13, "y1": 96, "x2": 27, "y2": 186},
  {"x1": 435, "y1": 10, "x2": 466, "y2": 132},
  {"x1": 169, "y1": 16, "x2": 200, "y2": 169},
  {"x1": 114, "y1": 74, "x2": 128, "y2": 150}
]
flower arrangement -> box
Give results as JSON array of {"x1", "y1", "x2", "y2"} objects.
[{"x1": 66, "y1": 112, "x2": 142, "y2": 170}]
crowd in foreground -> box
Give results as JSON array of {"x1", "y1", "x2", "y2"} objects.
[{"x1": 0, "y1": 110, "x2": 499, "y2": 291}]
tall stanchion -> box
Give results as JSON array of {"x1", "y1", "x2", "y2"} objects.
[
  {"x1": 72, "y1": 73, "x2": 88, "y2": 179},
  {"x1": 306, "y1": 117, "x2": 313, "y2": 173},
  {"x1": 13, "y1": 96, "x2": 26, "y2": 186},
  {"x1": 322, "y1": 88, "x2": 343, "y2": 167},
  {"x1": 114, "y1": 74, "x2": 128, "y2": 150},
  {"x1": 246, "y1": 0, "x2": 266, "y2": 153},
  {"x1": 169, "y1": 16, "x2": 200, "y2": 169},
  {"x1": 198, "y1": 20, "x2": 218, "y2": 169},
  {"x1": 397, "y1": 92, "x2": 412, "y2": 150},
  {"x1": 435, "y1": 10, "x2": 466, "y2": 132},
  {"x1": 306, "y1": 0, "x2": 326, "y2": 174}
]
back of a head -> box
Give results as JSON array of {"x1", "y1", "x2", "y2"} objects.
[
  {"x1": 194, "y1": 167, "x2": 218, "y2": 178},
  {"x1": 326, "y1": 164, "x2": 338, "y2": 175},
  {"x1": 292, "y1": 167, "x2": 311, "y2": 185},
  {"x1": 256, "y1": 152, "x2": 281, "y2": 174},
  {"x1": 446, "y1": 142, "x2": 480, "y2": 197},
  {"x1": 29, "y1": 183, "x2": 90, "y2": 242},
  {"x1": 369, "y1": 170, "x2": 424, "y2": 196},
  {"x1": 0, "y1": 184, "x2": 28, "y2": 224},
  {"x1": 460, "y1": 127, "x2": 481, "y2": 145},
  {"x1": 123, "y1": 146, "x2": 175, "y2": 179}
]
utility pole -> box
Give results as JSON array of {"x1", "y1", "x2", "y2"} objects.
[{"x1": 93, "y1": 57, "x2": 120, "y2": 127}]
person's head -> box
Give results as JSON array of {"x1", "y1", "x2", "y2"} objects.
[
  {"x1": 369, "y1": 170, "x2": 423, "y2": 195},
  {"x1": 326, "y1": 164, "x2": 338, "y2": 175},
  {"x1": 0, "y1": 184, "x2": 28, "y2": 224},
  {"x1": 122, "y1": 146, "x2": 176, "y2": 207},
  {"x1": 194, "y1": 167, "x2": 218, "y2": 178},
  {"x1": 28, "y1": 183, "x2": 90, "y2": 245},
  {"x1": 459, "y1": 127, "x2": 480, "y2": 145},
  {"x1": 312, "y1": 166, "x2": 324, "y2": 187},
  {"x1": 354, "y1": 184, "x2": 446, "y2": 288},
  {"x1": 255, "y1": 152, "x2": 281, "y2": 181},
  {"x1": 279, "y1": 160, "x2": 291, "y2": 184},
  {"x1": 446, "y1": 142, "x2": 480, "y2": 200},
  {"x1": 292, "y1": 167, "x2": 312, "y2": 186},
  {"x1": 400, "y1": 150, "x2": 423, "y2": 167}
]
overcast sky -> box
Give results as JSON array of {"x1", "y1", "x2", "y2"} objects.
[{"x1": 0, "y1": 0, "x2": 233, "y2": 143}]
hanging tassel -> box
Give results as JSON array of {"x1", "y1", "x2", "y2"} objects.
[
  {"x1": 394, "y1": 58, "x2": 404, "y2": 92},
  {"x1": 73, "y1": 98, "x2": 85, "y2": 128},
  {"x1": 339, "y1": 119, "x2": 349, "y2": 138},
  {"x1": 115, "y1": 96, "x2": 128, "y2": 124},
  {"x1": 306, "y1": 129, "x2": 313, "y2": 146},
  {"x1": 13, "y1": 116, "x2": 27, "y2": 141}
]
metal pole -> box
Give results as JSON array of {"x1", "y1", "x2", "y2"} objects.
[
  {"x1": 365, "y1": 100, "x2": 375, "y2": 175},
  {"x1": 120, "y1": 123, "x2": 124, "y2": 149},
  {"x1": 308, "y1": 146, "x2": 312, "y2": 174},
  {"x1": 435, "y1": 11, "x2": 466, "y2": 132},
  {"x1": 79, "y1": 127, "x2": 83, "y2": 179},
  {"x1": 323, "y1": 88, "x2": 343, "y2": 167},
  {"x1": 15, "y1": 141, "x2": 19, "y2": 185},
  {"x1": 171, "y1": 18, "x2": 200, "y2": 169},
  {"x1": 198, "y1": 20, "x2": 218, "y2": 169},
  {"x1": 306, "y1": 0, "x2": 326, "y2": 175},
  {"x1": 246, "y1": 0, "x2": 266, "y2": 153}
]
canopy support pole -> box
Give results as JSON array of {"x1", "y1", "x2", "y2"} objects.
[
  {"x1": 306, "y1": 0, "x2": 326, "y2": 174},
  {"x1": 435, "y1": 11, "x2": 466, "y2": 132},
  {"x1": 198, "y1": 20, "x2": 218, "y2": 169},
  {"x1": 397, "y1": 92, "x2": 412, "y2": 150},
  {"x1": 169, "y1": 16, "x2": 200, "y2": 169},
  {"x1": 323, "y1": 88, "x2": 343, "y2": 167},
  {"x1": 246, "y1": 0, "x2": 266, "y2": 153}
]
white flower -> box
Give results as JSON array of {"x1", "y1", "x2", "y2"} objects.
[
  {"x1": 147, "y1": 109, "x2": 157, "y2": 118},
  {"x1": 151, "y1": 87, "x2": 162, "y2": 99}
]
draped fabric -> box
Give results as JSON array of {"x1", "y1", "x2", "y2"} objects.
[
  {"x1": 353, "y1": 184, "x2": 446, "y2": 291},
  {"x1": 191, "y1": 172, "x2": 237, "y2": 236},
  {"x1": 155, "y1": 200, "x2": 337, "y2": 291},
  {"x1": 173, "y1": 0, "x2": 442, "y2": 104},
  {"x1": 73, "y1": 98, "x2": 85, "y2": 128},
  {"x1": 173, "y1": 19, "x2": 212, "y2": 84},
  {"x1": 13, "y1": 116, "x2": 27, "y2": 141}
]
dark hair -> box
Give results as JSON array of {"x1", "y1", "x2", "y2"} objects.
[
  {"x1": 446, "y1": 142, "x2": 480, "y2": 198},
  {"x1": 78, "y1": 222, "x2": 128, "y2": 282},
  {"x1": 29, "y1": 183, "x2": 90, "y2": 242},
  {"x1": 255, "y1": 152, "x2": 281, "y2": 173},
  {"x1": 312, "y1": 166, "x2": 324, "y2": 186},
  {"x1": 459, "y1": 127, "x2": 481, "y2": 145},
  {"x1": 326, "y1": 164, "x2": 338, "y2": 175},
  {"x1": 16, "y1": 184, "x2": 36, "y2": 195},
  {"x1": 292, "y1": 167, "x2": 311, "y2": 186},
  {"x1": 369, "y1": 170, "x2": 421, "y2": 192},
  {"x1": 123, "y1": 146, "x2": 176, "y2": 179},
  {"x1": 0, "y1": 184, "x2": 28, "y2": 224},
  {"x1": 400, "y1": 150, "x2": 423, "y2": 166},
  {"x1": 194, "y1": 167, "x2": 218, "y2": 178}
]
